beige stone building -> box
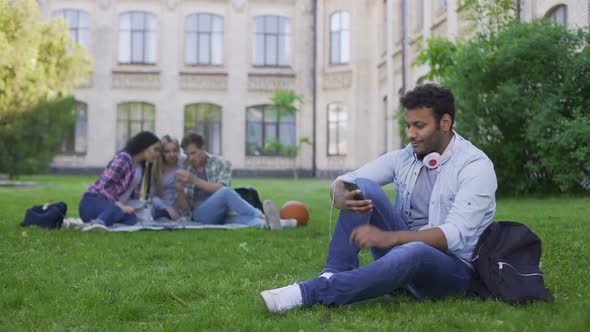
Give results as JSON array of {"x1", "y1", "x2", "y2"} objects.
[{"x1": 39, "y1": 0, "x2": 589, "y2": 176}]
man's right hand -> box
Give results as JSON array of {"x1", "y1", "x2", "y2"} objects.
[
  {"x1": 176, "y1": 169, "x2": 193, "y2": 184},
  {"x1": 332, "y1": 181, "x2": 373, "y2": 213}
]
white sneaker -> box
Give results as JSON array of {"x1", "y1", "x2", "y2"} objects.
[
  {"x1": 83, "y1": 221, "x2": 109, "y2": 233},
  {"x1": 61, "y1": 218, "x2": 85, "y2": 230},
  {"x1": 280, "y1": 218, "x2": 298, "y2": 228},
  {"x1": 263, "y1": 200, "x2": 282, "y2": 231},
  {"x1": 260, "y1": 283, "x2": 303, "y2": 313}
]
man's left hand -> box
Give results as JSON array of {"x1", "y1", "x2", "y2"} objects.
[{"x1": 350, "y1": 225, "x2": 397, "y2": 249}]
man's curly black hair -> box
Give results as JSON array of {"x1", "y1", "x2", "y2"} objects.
[{"x1": 400, "y1": 83, "x2": 455, "y2": 128}]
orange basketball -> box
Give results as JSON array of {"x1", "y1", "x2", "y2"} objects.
[{"x1": 280, "y1": 201, "x2": 310, "y2": 226}]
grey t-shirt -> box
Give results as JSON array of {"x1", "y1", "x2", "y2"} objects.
[
  {"x1": 118, "y1": 165, "x2": 143, "y2": 203},
  {"x1": 403, "y1": 166, "x2": 437, "y2": 229},
  {"x1": 150, "y1": 166, "x2": 180, "y2": 208}
]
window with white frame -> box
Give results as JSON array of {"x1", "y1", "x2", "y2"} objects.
[
  {"x1": 546, "y1": 5, "x2": 567, "y2": 26},
  {"x1": 327, "y1": 103, "x2": 348, "y2": 156},
  {"x1": 116, "y1": 102, "x2": 155, "y2": 150},
  {"x1": 184, "y1": 103, "x2": 222, "y2": 155},
  {"x1": 185, "y1": 14, "x2": 223, "y2": 65},
  {"x1": 246, "y1": 105, "x2": 296, "y2": 155},
  {"x1": 330, "y1": 11, "x2": 351, "y2": 64},
  {"x1": 253, "y1": 16, "x2": 290, "y2": 66},
  {"x1": 118, "y1": 11, "x2": 157, "y2": 64},
  {"x1": 53, "y1": 9, "x2": 90, "y2": 50},
  {"x1": 61, "y1": 101, "x2": 88, "y2": 154}
]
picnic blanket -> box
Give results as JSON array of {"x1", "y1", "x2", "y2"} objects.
[
  {"x1": 63, "y1": 200, "x2": 250, "y2": 232},
  {"x1": 62, "y1": 218, "x2": 249, "y2": 232}
]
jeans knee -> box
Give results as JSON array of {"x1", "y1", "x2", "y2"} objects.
[
  {"x1": 400, "y1": 241, "x2": 431, "y2": 249},
  {"x1": 382, "y1": 242, "x2": 434, "y2": 262},
  {"x1": 353, "y1": 178, "x2": 382, "y2": 200},
  {"x1": 397, "y1": 242, "x2": 436, "y2": 260},
  {"x1": 214, "y1": 186, "x2": 232, "y2": 198}
]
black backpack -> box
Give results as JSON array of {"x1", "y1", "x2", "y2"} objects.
[
  {"x1": 234, "y1": 186, "x2": 263, "y2": 212},
  {"x1": 20, "y1": 202, "x2": 67, "y2": 229},
  {"x1": 469, "y1": 221, "x2": 553, "y2": 304}
]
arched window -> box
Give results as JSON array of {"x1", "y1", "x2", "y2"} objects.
[
  {"x1": 330, "y1": 11, "x2": 350, "y2": 64},
  {"x1": 61, "y1": 101, "x2": 88, "y2": 154},
  {"x1": 546, "y1": 5, "x2": 567, "y2": 26},
  {"x1": 118, "y1": 11, "x2": 157, "y2": 64},
  {"x1": 185, "y1": 14, "x2": 223, "y2": 65},
  {"x1": 253, "y1": 15, "x2": 290, "y2": 66},
  {"x1": 246, "y1": 105, "x2": 296, "y2": 155},
  {"x1": 327, "y1": 103, "x2": 348, "y2": 156},
  {"x1": 53, "y1": 9, "x2": 90, "y2": 50},
  {"x1": 116, "y1": 102, "x2": 155, "y2": 150},
  {"x1": 184, "y1": 103, "x2": 222, "y2": 155}
]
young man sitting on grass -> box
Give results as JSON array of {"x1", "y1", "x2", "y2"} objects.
[
  {"x1": 175, "y1": 133, "x2": 295, "y2": 230},
  {"x1": 261, "y1": 84, "x2": 498, "y2": 312}
]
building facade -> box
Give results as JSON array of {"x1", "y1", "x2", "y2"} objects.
[{"x1": 39, "y1": 0, "x2": 589, "y2": 176}]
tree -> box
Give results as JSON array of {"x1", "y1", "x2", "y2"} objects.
[
  {"x1": 415, "y1": 0, "x2": 516, "y2": 80},
  {"x1": 459, "y1": 0, "x2": 517, "y2": 39},
  {"x1": 0, "y1": 0, "x2": 93, "y2": 178},
  {"x1": 266, "y1": 90, "x2": 311, "y2": 179},
  {"x1": 417, "y1": 15, "x2": 590, "y2": 193}
]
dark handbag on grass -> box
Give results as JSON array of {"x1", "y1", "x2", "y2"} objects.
[
  {"x1": 20, "y1": 202, "x2": 67, "y2": 229},
  {"x1": 234, "y1": 186, "x2": 263, "y2": 212},
  {"x1": 469, "y1": 221, "x2": 553, "y2": 304}
]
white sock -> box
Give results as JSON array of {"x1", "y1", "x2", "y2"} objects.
[
  {"x1": 261, "y1": 283, "x2": 303, "y2": 313},
  {"x1": 280, "y1": 219, "x2": 298, "y2": 228},
  {"x1": 319, "y1": 272, "x2": 334, "y2": 280}
]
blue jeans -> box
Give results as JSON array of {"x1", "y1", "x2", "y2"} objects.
[
  {"x1": 79, "y1": 193, "x2": 137, "y2": 226},
  {"x1": 153, "y1": 207, "x2": 171, "y2": 220},
  {"x1": 299, "y1": 178, "x2": 472, "y2": 306},
  {"x1": 192, "y1": 187, "x2": 266, "y2": 228}
]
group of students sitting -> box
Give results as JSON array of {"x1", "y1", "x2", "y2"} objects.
[
  {"x1": 78, "y1": 131, "x2": 295, "y2": 232},
  {"x1": 74, "y1": 84, "x2": 512, "y2": 313}
]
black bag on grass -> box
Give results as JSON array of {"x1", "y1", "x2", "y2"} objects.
[
  {"x1": 20, "y1": 202, "x2": 67, "y2": 229},
  {"x1": 469, "y1": 221, "x2": 553, "y2": 304},
  {"x1": 234, "y1": 186, "x2": 263, "y2": 212}
]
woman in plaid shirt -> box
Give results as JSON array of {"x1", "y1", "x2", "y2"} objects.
[{"x1": 79, "y1": 131, "x2": 160, "y2": 232}]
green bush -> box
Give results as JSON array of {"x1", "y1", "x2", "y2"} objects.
[
  {"x1": 0, "y1": 97, "x2": 76, "y2": 178},
  {"x1": 421, "y1": 20, "x2": 590, "y2": 194}
]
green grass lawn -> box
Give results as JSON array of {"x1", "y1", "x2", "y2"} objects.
[{"x1": 1, "y1": 176, "x2": 589, "y2": 331}]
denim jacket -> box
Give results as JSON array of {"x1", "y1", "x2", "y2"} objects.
[{"x1": 336, "y1": 133, "x2": 497, "y2": 263}]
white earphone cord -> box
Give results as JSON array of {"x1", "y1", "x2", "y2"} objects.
[{"x1": 329, "y1": 184, "x2": 336, "y2": 241}]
